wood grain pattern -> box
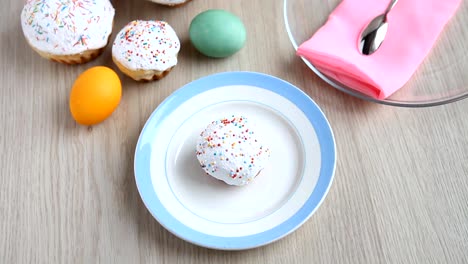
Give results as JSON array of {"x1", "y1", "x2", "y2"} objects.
[{"x1": 1, "y1": 0, "x2": 468, "y2": 263}]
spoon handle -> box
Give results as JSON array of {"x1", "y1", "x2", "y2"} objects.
[{"x1": 384, "y1": 0, "x2": 398, "y2": 15}]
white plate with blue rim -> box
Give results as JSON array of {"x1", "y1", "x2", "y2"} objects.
[{"x1": 134, "y1": 71, "x2": 336, "y2": 250}]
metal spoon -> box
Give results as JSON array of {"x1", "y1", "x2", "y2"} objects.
[{"x1": 358, "y1": 0, "x2": 398, "y2": 55}]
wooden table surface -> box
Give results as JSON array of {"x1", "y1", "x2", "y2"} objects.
[{"x1": 2, "y1": 0, "x2": 468, "y2": 263}]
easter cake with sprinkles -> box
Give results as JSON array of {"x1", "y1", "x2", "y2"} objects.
[
  {"x1": 112, "y1": 20, "x2": 181, "y2": 81},
  {"x1": 146, "y1": 0, "x2": 193, "y2": 7},
  {"x1": 196, "y1": 116, "x2": 271, "y2": 186},
  {"x1": 20, "y1": 0, "x2": 115, "y2": 64}
]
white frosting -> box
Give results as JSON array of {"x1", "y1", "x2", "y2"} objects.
[
  {"x1": 112, "y1": 20, "x2": 180, "y2": 71},
  {"x1": 196, "y1": 116, "x2": 271, "y2": 186},
  {"x1": 147, "y1": 0, "x2": 189, "y2": 5},
  {"x1": 20, "y1": 0, "x2": 115, "y2": 55}
]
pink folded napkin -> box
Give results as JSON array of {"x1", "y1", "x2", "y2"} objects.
[{"x1": 296, "y1": 0, "x2": 461, "y2": 99}]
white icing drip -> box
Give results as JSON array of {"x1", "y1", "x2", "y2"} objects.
[
  {"x1": 20, "y1": 0, "x2": 115, "y2": 55},
  {"x1": 112, "y1": 20, "x2": 180, "y2": 72},
  {"x1": 196, "y1": 116, "x2": 271, "y2": 186}
]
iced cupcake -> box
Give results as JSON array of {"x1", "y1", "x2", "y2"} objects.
[
  {"x1": 112, "y1": 20, "x2": 180, "y2": 81},
  {"x1": 20, "y1": 0, "x2": 115, "y2": 64},
  {"x1": 146, "y1": 0, "x2": 193, "y2": 7},
  {"x1": 196, "y1": 116, "x2": 271, "y2": 186}
]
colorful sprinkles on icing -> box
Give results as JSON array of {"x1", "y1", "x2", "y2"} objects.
[
  {"x1": 196, "y1": 116, "x2": 271, "y2": 186},
  {"x1": 112, "y1": 20, "x2": 180, "y2": 71},
  {"x1": 21, "y1": 0, "x2": 114, "y2": 54}
]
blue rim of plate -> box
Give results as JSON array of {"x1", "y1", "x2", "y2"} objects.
[{"x1": 134, "y1": 71, "x2": 336, "y2": 250}]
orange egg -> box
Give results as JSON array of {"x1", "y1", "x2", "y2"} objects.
[{"x1": 70, "y1": 66, "x2": 122, "y2": 125}]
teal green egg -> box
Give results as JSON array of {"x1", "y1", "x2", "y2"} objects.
[{"x1": 189, "y1": 9, "x2": 246, "y2": 58}]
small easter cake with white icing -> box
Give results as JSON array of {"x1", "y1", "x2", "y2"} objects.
[
  {"x1": 112, "y1": 20, "x2": 180, "y2": 81},
  {"x1": 196, "y1": 116, "x2": 271, "y2": 186},
  {"x1": 146, "y1": 0, "x2": 193, "y2": 7},
  {"x1": 20, "y1": 0, "x2": 115, "y2": 64}
]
